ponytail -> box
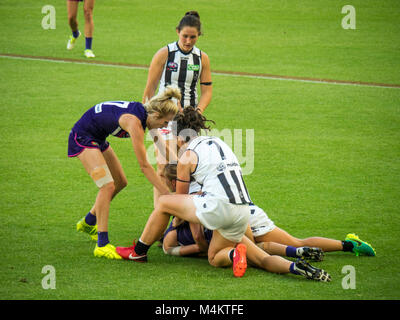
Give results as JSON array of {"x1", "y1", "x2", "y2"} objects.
[{"x1": 144, "y1": 85, "x2": 181, "y2": 118}]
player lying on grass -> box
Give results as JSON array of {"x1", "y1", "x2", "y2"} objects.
[
  {"x1": 69, "y1": 86, "x2": 180, "y2": 259},
  {"x1": 161, "y1": 163, "x2": 375, "y2": 259},
  {"x1": 115, "y1": 108, "x2": 331, "y2": 281}
]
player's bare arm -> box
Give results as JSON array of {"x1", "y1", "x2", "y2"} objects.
[
  {"x1": 142, "y1": 47, "x2": 168, "y2": 104},
  {"x1": 197, "y1": 52, "x2": 212, "y2": 113},
  {"x1": 119, "y1": 114, "x2": 170, "y2": 195}
]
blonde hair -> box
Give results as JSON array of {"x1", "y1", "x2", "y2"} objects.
[{"x1": 144, "y1": 86, "x2": 181, "y2": 118}]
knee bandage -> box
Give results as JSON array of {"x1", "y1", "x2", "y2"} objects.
[{"x1": 90, "y1": 165, "x2": 113, "y2": 188}]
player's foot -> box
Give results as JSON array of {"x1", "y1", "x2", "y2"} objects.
[
  {"x1": 116, "y1": 241, "x2": 148, "y2": 262},
  {"x1": 94, "y1": 243, "x2": 122, "y2": 259},
  {"x1": 296, "y1": 247, "x2": 324, "y2": 262},
  {"x1": 345, "y1": 233, "x2": 376, "y2": 256},
  {"x1": 84, "y1": 49, "x2": 95, "y2": 58},
  {"x1": 76, "y1": 218, "x2": 98, "y2": 241},
  {"x1": 293, "y1": 258, "x2": 331, "y2": 282},
  {"x1": 67, "y1": 32, "x2": 80, "y2": 50},
  {"x1": 232, "y1": 244, "x2": 247, "y2": 278}
]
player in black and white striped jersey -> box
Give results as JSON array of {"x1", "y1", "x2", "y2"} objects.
[
  {"x1": 142, "y1": 11, "x2": 212, "y2": 113},
  {"x1": 142, "y1": 11, "x2": 213, "y2": 208}
]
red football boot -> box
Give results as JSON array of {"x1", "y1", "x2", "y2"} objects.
[
  {"x1": 116, "y1": 241, "x2": 148, "y2": 262},
  {"x1": 232, "y1": 244, "x2": 247, "y2": 277}
]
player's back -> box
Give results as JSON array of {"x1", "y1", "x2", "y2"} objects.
[{"x1": 187, "y1": 136, "x2": 251, "y2": 205}]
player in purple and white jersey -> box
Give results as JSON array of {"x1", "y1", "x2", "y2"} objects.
[{"x1": 69, "y1": 86, "x2": 181, "y2": 259}]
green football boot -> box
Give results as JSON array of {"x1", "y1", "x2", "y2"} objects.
[
  {"x1": 76, "y1": 217, "x2": 98, "y2": 241},
  {"x1": 345, "y1": 233, "x2": 376, "y2": 256}
]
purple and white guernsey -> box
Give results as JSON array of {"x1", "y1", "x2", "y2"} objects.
[{"x1": 68, "y1": 101, "x2": 147, "y2": 157}]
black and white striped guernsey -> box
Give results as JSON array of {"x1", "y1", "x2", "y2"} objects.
[
  {"x1": 187, "y1": 136, "x2": 252, "y2": 205},
  {"x1": 158, "y1": 42, "x2": 202, "y2": 108}
]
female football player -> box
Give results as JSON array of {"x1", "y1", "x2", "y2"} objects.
[
  {"x1": 116, "y1": 108, "x2": 331, "y2": 281},
  {"x1": 142, "y1": 11, "x2": 213, "y2": 207},
  {"x1": 68, "y1": 86, "x2": 180, "y2": 259},
  {"x1": 161, "y1": 163, "x2": 375, "y2": 259},
  {"x1": 66, "y1": 0, "x2": 96, "y2": 58}
]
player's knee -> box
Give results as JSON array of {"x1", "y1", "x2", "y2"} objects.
[
  {"x1": 115, "y1": 177, "x2": 128, "y2": 193},
  {"x1": 91, "y1": 165, "x2": 114, "y2": 190},
  {"x1": 83, "y1": 8, "x2": 93, "y2": 21},
  {"x1": 100, "y1": 181, "x2": 115, "y2": 194}
]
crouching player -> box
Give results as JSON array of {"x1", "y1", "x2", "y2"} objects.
[{"x1": 68, "y1": 87, "x2": 180, "y2": 259}]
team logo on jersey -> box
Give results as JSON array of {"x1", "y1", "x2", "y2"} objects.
[
  {"x1": 217, "y1": 162, "x2": 226, "y2": 172},
  {"x1": 188, "y1": 64, "x2": 200, "y2": 71},
  {"x1": 167, "y1": 61, "x2": 178, "y2": 72},
  {"x1": 91, "y1": 141, "x2": 99, "y2": 147}
]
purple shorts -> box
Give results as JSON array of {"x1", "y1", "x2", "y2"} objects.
[{"x1": 68, "y1": 130, "x2": 110, "y2": 157}]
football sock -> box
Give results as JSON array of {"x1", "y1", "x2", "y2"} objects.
[
  {"x1": 85, "y1": 37, "x2": 93, "y2": 50},
  {"x1": 228, "y1": 249, "x2": 235, "y2": 262},
  {"x1": 85, "y1": 212, "x2": 96, "y2": 226},
  {"x1": 342, "y1": 240, "x2": 354, "y2": 252},
  {"x1": 72, "y1": 30, "x2": 80, "y2": 38},
  {"x1": 97, "y1": 232, "x2": 109, "y2": 247},
  {"x1": 285, "y1": 246, "x2": 298, "y2": 258},
  {"x1": 135, "y1": 239, "x2": 150, "y2": 255},
  {"x1": 289, "y1": 262, "x2": 300, "y2": 275}
]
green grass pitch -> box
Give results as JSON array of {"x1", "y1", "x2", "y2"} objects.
[{"x1": 0, "y1": 0, "x2": 399, "y2": 300}]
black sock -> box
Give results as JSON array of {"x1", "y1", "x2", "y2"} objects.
[
  {"x1": 342, "y1": 240, "x2": 354, "y2": 252},
  {"x1": 135, "y1": 239, "x2": 150, "y2": 255},
  {"x1": 228, "y1": 249, "x2": 235, "y2": 262}
]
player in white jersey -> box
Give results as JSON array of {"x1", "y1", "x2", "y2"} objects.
[
  {"x1": 116, "y1": 108, "x2": 332, "y2": 281},
  {"x1": 142, "y1": 11, "x2": 213, "y2": 208}
]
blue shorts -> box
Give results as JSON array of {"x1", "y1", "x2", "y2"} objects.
[
  {"x1": 163, "y1": 221, "x2": 212, "y2": 246},
  {"x1": 68, "y1": 130, "x2": 109, "y2": 157}
]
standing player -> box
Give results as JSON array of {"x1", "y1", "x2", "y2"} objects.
[
  {"x1": 142, "y1": 11, "x2": 213, "y2": 207},
  {"x1": 68, "y1": 87, "x2": 180, "y2": 259},
  {"x1": 66, "y1": 0, "x2": 96, "y2": 58},
  {"x1": 116, "y1": 108, "x2": 331, "y2": 281}
]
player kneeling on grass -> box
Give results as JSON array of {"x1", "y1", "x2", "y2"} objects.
[
  {"x1": 116, "y1": 108, "x2": 331, "y2": 281},
  {"x1": 68, "y1": 86, "x2": 180, "y2": 259},
  {"x1": 161, "y1": 163, "x2": 375, "y2": 260}
]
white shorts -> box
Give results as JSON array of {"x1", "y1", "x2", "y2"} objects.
[
  {"x1": 192, "y1": 193, "x2": 250, "y2": 243},
  {"x1": 249, "y1": 204, "x2": 276, "y2": 237}
]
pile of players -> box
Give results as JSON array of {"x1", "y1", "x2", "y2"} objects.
[{"x1": 69, "y1": 11, "x2": 375, "y2": 282}]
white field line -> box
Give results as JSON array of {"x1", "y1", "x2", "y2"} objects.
[{"x1": 1, "y1": 53, "x2": 399, "y2": 89}]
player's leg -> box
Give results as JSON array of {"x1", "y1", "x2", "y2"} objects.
[
  {"x1": 87, "y1": 145, "x2": 127, "y2": 218},
  {"x1": 77, "y1": 148, "x2": 120, "y2": 258},
  {"x1": 207, "y1": 230, "x2": 247, "y2": 278},
  {"x1": 66, "y1": 0, "x2": 81, "y2": 49},
  {"x1": 116, "y1": 194, "x2": 201, "y2": 260},
  {"x1": 255, "y1": 226, "x2": 343, "y2": 252},
  {"x1": 83, "y1": 0, "x2": 95, "y2": 57},
  {"x1": 242, "y1": 235, "x2": 331, "y2": 281}
]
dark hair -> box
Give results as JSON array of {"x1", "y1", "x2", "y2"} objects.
[
  {"x1": 163, "y1": 163, "x2": 177, "y2": 182},
  {"x1": 174, "y1": 107, "x2": 215, "y2": 141},
  {"x1": 176, "y1": 11, "x2": 202, "y2": 35}
]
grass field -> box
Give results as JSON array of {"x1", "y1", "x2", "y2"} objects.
[{"x1": 0, "y1": 0, "x2": 399, "y2": 301}]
